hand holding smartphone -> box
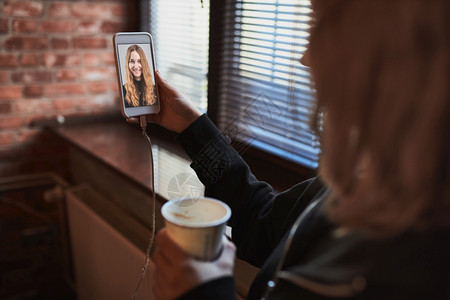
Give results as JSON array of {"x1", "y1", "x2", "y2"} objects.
[{"x1": 113, "y1": 32, "x2": 160, "y2": 118}]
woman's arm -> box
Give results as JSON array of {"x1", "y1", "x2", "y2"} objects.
[
  {"x1": 149, "y1": 72, "x2": 322, "y2": 299},
  {"x1": 140, "y1": 71, "x2": 320, "y2": 266},
  {"x1": 177, "y1": 115, "x2": 321, "y2": 267}
]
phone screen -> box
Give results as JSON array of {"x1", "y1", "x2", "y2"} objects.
[{"x1": 116, "y1": 43, "x2": 158, "y2": 108}]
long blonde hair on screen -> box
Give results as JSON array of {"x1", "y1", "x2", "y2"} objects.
[
  {"x1": 124, "y1": 44, "x2": 156, "y2": 106},
  {"x1": 309, "y1": 0, "x2": 450, "y2": 236}
]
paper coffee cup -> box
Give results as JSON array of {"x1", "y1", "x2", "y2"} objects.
[{"x1": 161, "y1": 197, "x2": 231, "y2": 261}]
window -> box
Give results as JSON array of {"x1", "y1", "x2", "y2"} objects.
[
  {"x1": 141, "y1": 0, "x2": 210, "y2": 111},
  {"x1": 216, "y1": 0, "x2": 318, "y2": 169},
  {"x1": 142, "y1": 0, "x2": 318, "y2": 170}
]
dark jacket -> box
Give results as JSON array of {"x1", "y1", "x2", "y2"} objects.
[{"x1": 176, "y1": 114, "x2": 450, "y2": 299}]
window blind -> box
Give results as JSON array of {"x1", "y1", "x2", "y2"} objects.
[
  {"x1": 141, "y1": 0, "x2": 210, "y2": 111},
  {"x1": 217, "y1": 0, "x2": 319, "y2": 168}
]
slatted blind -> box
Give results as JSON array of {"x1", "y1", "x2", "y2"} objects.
[
  {"x1": 141, "y1": 0, "x2": 210, "y2": 111},
  {"x1": 142, "y1": 0, "x2": 318, "y2": 169},
  {"x1": 217, "y1": 0, "x2": 319, "y2": 168}
]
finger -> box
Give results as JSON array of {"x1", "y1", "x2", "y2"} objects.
[{"x1": 126, "y1": 117, "x2": 139, "y2": 124}]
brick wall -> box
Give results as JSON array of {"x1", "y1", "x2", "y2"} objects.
[{"x1": 0, "y1": 0, "x2": 137, "y2": 178}]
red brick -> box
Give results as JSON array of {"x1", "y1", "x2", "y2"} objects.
[
  {"x1": 76, "y1": 97, "x2": 98, "y2": 111},
  {"x1": 51, "y1": 38, "x2": 70, "y2": 50},
  {"x1": 48, "y1": 2, "x2": 70, "y2": 18},
  {"x1": 0, "y1": 71, "x2": 8, "y2": 83},
  {"x1": 23, "y1": 85, "x2": 43, "y2": 98},
  {"x1": 101, "y1": 20, "x2": 124, "y2": 33},
  {"x1": 78, "y1": 20, "x2": 99, "y2": 34},
  {"x1": 81, "y1": 68, "x2": 116, "y2": 81},
  {"x1": 2, "y1": 0, "x2": 44, "y2": 17},
  {"x1": 83, "y1": 53, "x2": 101, "y2": 67},
  {"x1": 0, "y1": 131, "x2": 15, "y2": 146},
  {"x1": 73, "y1": 37, "x2": 107, "y2": 49},
  {"x1": 86, "y1": 95, "x2": 115, "y2": 110},
  {"x1": 111, "y1": 3, "x2": 126, "y2": 18},
  {"x1": 102, "y1": 52, "x2": 116, "y2": 65},
  {"x1": 88, "y1": 82, "x2": 110, "y2": 94},
  {"x1": 0, "y1": 101, "x2": 12, "y2": 113},
  {"x1": 12, "y1": 71, "x2": 52, "y2": 83},
  {"x1": 0, "y1": 116, "x2": 23, "y2": 129},
  {"x1": 53, "y1": 98, "x2": 74, "y2": 112},
  {"x1": 12, "y1": 19, "x2": 37, "y2": 33},
  {"x1": 4, "y1": 36, "x2": 48, "y2": 50},
  {"x1": 0, "y1": 54, "x2": 18, "y2": 68},
  {"x1": 114, "y1": 94, "x2": 121, "y2": 105},
  {"x1": 14, "y1": 98, "x2": 53, "y2": 114},
  {"x1": 0, "y1": 19, "x2": 8, "y2": 33},
  {"x1": 71, "y1": 3, "x2": 117, "y2": 19},
  {"x1": 56, "y1": 69, "x2": 78, "y2": 81},
  {"x1": 43, "y1": 53, "x2": 80, "y2": 67},
  {"x1": 0, "y1": 86, "x2": 22, "y2": 100},
  {"x1": 20, "y1": 53, "x2": 40, "y2": 67},
  {"x1": 39, "y1": 20, "x2": 75, "y2": 33},
  {"x1": 44, "y1": 83, "x2": 85, "y2": 96},
  {"x1": 110, "y1": 82, "x2": 120, "y2": 92}
]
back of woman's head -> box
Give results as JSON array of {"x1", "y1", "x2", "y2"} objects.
[{"x1": 309, "y1": 0, "x2": 450, "y2": 236}]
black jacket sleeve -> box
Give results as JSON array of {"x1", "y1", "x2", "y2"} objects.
[{"x1": 177, "y1": 114, "x2": 320, "y2": 267}]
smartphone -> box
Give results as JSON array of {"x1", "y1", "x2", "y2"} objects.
[{"x1": 113, "y1": 32, "x2": 160, "y2": 118}]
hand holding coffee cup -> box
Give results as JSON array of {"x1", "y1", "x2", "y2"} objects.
[
  {"x1": 152, "y1": 228, "x2": 236, "y2": 300},
  {"x1": 161, "y1": 197, "x2": 232, "y2": 261}
]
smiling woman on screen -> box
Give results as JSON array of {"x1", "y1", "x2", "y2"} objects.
[{"x1": 123, "y1": 44, "x2": 156, "y2": 107}]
